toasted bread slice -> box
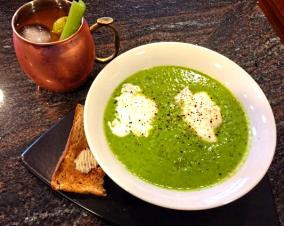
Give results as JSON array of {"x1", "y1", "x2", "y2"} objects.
[{"x1": 51, "y1": 104, "x2": 106, "y2": 196}]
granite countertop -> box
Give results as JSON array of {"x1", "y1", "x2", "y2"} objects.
[{"x1": 0, "y1": 0, "x2": 283, "y2": 225}]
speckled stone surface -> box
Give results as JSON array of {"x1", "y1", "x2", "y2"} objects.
[{"x1": 0, "y1": 0, "x2": 283, "y2": 225}]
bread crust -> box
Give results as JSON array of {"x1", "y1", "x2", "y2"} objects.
[{"x1": 51, "y1": 104, "x2": 106, "y2": 196}]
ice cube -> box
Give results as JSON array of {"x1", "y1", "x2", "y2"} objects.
[{"x1": 20, "y1": 24, "x2": 51, "y2": 43}]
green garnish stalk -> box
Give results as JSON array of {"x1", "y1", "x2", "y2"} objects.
[{"x1": 60, "y1": 0, "x2": 86, "y2": 40}]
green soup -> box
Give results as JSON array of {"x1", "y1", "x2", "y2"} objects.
[{"x1": 104, "y1": 66, "x2": 250, "y2": 190}]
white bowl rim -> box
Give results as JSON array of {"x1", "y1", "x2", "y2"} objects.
[{"x1": 84, "y1": 42, "x2": 276, "y2": 210}]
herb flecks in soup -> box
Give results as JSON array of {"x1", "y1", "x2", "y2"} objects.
[
  {"x1": 104, "y1": 66, "x2": 250, "y2": 190},
  {"x1": 175, "y1": 87, "x2": 222, "y2": 142},
  {"x1": 108, "y1": 83, "x2": 158, "y2": 137}
]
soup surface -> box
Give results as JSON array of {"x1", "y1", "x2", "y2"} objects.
[{"x1": 104, "y1": 66, "x2": 250, "y2": 190}]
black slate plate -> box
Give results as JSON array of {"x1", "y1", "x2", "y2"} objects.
[{"x1": 21, "y1": 110, "x2": 280, "y2": 226}]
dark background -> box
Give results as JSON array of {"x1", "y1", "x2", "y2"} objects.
[{"x1": 0, "y1": 0, "x2": 283, "y2": 225}]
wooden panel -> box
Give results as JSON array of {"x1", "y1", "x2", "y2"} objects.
[{"x1": 270, "y1": 0, "x2": 284, "y2": 24}]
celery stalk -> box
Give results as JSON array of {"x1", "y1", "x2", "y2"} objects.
[{"x1": 60, "y1": 0, "x2": 86, "y2": 40}]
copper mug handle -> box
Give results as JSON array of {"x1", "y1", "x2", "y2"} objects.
[{"x1": 90, "y1": 17, "x2": 120, "y2": 63}]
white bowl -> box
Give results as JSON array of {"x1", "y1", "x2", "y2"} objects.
[{"x1": 84, "y1": 42, "x2": 276, "y2": 210}]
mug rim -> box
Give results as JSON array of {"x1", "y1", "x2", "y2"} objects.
[{"x1": 11, "y1": 0, "x2": 84, "y2": 46}]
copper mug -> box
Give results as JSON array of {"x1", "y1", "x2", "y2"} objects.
[{"x1": 12, "y1": 0, "x2": 119, "y2": 92}]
